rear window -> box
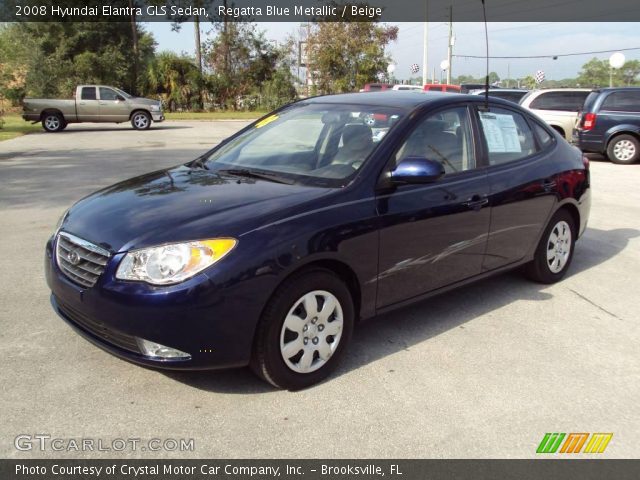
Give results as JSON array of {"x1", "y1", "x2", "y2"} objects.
[
  {"x1": 529, "y1": 91, "x2": 590, "y2": 112},
  {"x1": 582, "y1": 91, "x2": 600, "y2": 113},
  {"x1": 601, "y1": 91, "x2": 640, "y2": 112}
]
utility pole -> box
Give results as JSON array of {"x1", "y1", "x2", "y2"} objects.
[
  {"x1": 422, "y1": 1, "x2": 428, "y2": 86},
  {"x1": 446, "y1": 5, "x2": 453, "y2": 85},
  {"x1": 507, "y1": 62, "x2": 510, "y2": 88},
  {"x1": 194, "y1": 15, "x2": 203, "y2": 110}
]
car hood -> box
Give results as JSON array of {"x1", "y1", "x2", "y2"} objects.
[{"x1": 60, "y1": 166, "x2": 336, "y2": 253}]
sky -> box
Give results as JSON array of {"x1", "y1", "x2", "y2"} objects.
[{"x1": 146, "y1": 22, "x2": 640, "y2": 82}]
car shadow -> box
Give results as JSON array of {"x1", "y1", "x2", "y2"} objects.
[
  {"x1": 164, "y1": 226, "x2": 639, "y2": 394},
  {"x1": 58, "y1": 125, "x2": 193, "y2": 133}
]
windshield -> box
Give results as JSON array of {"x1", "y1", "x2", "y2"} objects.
[
  {"x1": 114, "y1": 88, "x2": 132, "y2": 98},
  {"x1": 203, "y1": 103, "x2": 404, "y2": 187}
]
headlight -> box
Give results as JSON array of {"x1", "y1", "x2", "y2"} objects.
[
  {"x1": 150, "y1": 104, "x2": 160, "y2": 112},
  {"x1": 116, "y1": 238, "x2": 237, "y2": 285}
]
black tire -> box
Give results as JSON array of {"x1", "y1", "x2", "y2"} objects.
[
  {"x1": 41, "y1": 112, "x2": 66, "y2": 132},
  {"x1": 131, "y1": 111, "x2": 151, "y2": 130},
  {"x1": 250, "y1": 268, "x2": 354, "y2": 390},
  {"x1": 524, "y1": 209, "x2": 576, "y2": 284},
  {"x1": 606, "y1": 134, "x2": 640, "y2": 165}
]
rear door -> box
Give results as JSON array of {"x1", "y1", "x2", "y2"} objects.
[
  {"x1": 376, "y1": 104, "x2": 492, "y2": 307},
  {"x1": 475, "y1": 105, "x2": 558, "y2": 271},
  {"x1": 98, "y1": 87, "x2": 130, "y2": 122},
  {"x1": 76, "y1": 87, "x2": 100, "y2": 122},
  {"x1": 599, "y1": 90, "x2": 640, "y2": 132}
]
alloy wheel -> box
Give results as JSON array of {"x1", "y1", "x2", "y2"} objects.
[
  {"x1": 133, "y1": 113, "x2": 149, "y2": 129},
  {"x1": 45, "y1": 115, "x2": 60, "y2": 131},
  {"x1": 613, "y1": 139, "x2": 636, "y2": 162}
]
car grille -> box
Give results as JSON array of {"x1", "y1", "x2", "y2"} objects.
[
  {"x1": 56, "y1": 232, "x2": 110, "y2": 288},
  {"x1": 56, "y1": 297, "x2": 140, "y2": 354}
]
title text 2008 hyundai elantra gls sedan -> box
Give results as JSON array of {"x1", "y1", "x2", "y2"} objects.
[{"x1": 46, "y1": 92, "x2": 590, "y2": 389}]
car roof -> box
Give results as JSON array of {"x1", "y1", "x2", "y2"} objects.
[
  {"x1": 591, "y1": 86, "x2": 640, "y2": 93},
  {"x1": 301, "y1": 91, "x2": 517, "y2": 112}
]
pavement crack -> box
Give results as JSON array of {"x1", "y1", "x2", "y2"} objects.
[{"x1": 568, "y1": 288, "x2": 622, "y2": 320}]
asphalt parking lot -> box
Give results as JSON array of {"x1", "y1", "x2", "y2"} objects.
[{"x1": 1, "y1": 121, "x2": 639, "y2": 459}]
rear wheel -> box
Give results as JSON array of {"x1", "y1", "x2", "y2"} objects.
[
  {"x1": 131, "y1": 111, "x2": 151, "y2": 130},
  {"x1": 251, "y1": 269, "x2": 354, "y2": 390},
  {"x1": 42, "y1": 113, "x2": 66, "y2": 132},
  {"x1": 524, "y1": 209, "x2": 576, "y2": 284},
  {"x1": 607, "y1": 134, "x2": 640, "y2": 164}
]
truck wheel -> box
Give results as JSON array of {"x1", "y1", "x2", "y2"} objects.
[
  {"x1": 131, "y1": 111, "x2": 151, "y2": 130},
  {"x1": 607, "y1": 134, "x2": 640, "y2": 164},
  {"x1": 42, "y1": 113, "x2": 65, "y2": 133}
]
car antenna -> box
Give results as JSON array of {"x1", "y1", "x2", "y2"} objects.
[{"x1": 479, "y1": 0, "x2": 490, "y2": 111}]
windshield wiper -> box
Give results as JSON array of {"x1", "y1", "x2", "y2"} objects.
[
  {"x1": 219, "y1": 168, "x2": 295, "y2": 185},
  {"x1": 190, "y1": 155, "x2": 210, "y2": 170}
]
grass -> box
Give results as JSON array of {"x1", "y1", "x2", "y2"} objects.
[
  {"x1": 0, "y1": 114, "x2": 42, "y2": 141},
  {"x1": 0, "y1": 111, "x2": 266, "y2": 142},
  {"x1": 164, "y1": 111, "x2": 267, "y2": 120}
]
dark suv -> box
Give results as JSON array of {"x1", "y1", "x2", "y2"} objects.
[{"x1": 573, "y1": 87, "x2": 640, "y2": 164}]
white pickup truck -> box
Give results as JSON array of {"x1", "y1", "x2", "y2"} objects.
[{"x1": 22, "y1": 85, "x2": 164, "y2": 132}]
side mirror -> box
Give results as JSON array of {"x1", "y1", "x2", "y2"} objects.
[
  {"x1": 116, "y1": 95, "x2": 125, "y2": 102},
  {"x1": 389, "y1": 157, "x2": 445, "y2": 184}
]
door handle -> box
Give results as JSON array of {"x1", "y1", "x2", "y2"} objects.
[{"x1": 463, "y1": 194, "x2": 489, "y2": 211}]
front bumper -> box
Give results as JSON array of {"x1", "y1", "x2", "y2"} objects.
[
  {"x1": 152, "y1": 112, "x2": 165, "y2": 122},
  {"x1": 45, "y1": 236, "x2": 264, "y2": 370}
]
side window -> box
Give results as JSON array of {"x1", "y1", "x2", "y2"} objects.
[
  {"x1": 394, "y1": 106, "x2": 475, "y2": 174},
  {"x1": 532, "y1": 121, "x2": 553, "y2": 148},
  {"x1": 478, "y1": 107, "x2": 538, "y2": 165},
  {"x1": 99, "y1": 87, "x2": 118, "y2": 101},
  {"x1": 80, "y1": 87, "x2": 96, "y2": 100},
  {"x1": 601, "y1": 91, "x2": 640, "y2": 112},
  {"x1": 530, "y1": 91, "x2": 588, "y2": 111}
]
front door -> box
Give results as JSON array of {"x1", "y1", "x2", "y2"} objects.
[
  {"x1": 376, "y1": 105, "x2": 491, "y2": 308},
  {"x1": 98, "y1": 87, "x2": 130, "y2": 122}
]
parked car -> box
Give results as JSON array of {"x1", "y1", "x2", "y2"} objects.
[
  {"x1": 519, "y1": 89, "x2": 592, "y2": 141},
  {"x1": 470, "y1": 88, "x2": 529, "y2": 104},
  {"x1": 363, "y1": 83, "x2": 393, "y2": 92},
  {"x1": 392, "y1": 84, "x2": 423, "y2": 91},
  {"x1": 423, "y1": 83, "x2": 461, "y2": 93},
  {"x1": 22, "y1": 85, "x2": 164, "y2": 132},
  {"x1": 46, "y1": 92, "x2": 590, "y2": 390},
  {"x1": 460, "y1": 83, "x2": 492, "y2": 93},
  {"x1": 573, "y1": 87, "x2": 640, "y2": 164}
]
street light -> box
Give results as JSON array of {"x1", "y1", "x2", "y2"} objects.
[{"x1": 609, "y1": 52, "x2": 625, "y2": 87}]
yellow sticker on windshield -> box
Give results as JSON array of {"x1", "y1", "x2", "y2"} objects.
[{"x1": 255, "y1": 114, "x2": 279, "y2": 128}]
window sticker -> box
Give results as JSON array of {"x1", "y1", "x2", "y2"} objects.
[
  {"x1": 255, "y1": 114, "x2": 279, "y2": 128},
  {"x1": 479, "y1": 113, "x2": 522, "y2": 153}
]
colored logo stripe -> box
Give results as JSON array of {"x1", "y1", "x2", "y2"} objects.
[
  {"x1": 584, "y1": 433, "x2": 613, "y2": 453},
  {"x1": 537, "y1": 433, "x2": 565, "y2": 453},
  {"x1": 560, "y1": 433, "x2": 589, "y2": 453}
]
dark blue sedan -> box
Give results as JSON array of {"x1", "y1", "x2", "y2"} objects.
[{"x1": 46, "y1": 92, "x2": 591, "y2": 389}]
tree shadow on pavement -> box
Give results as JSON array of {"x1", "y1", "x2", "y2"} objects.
[{"x1": 165, "y1": 226, "x2": 639, "y2": 394}]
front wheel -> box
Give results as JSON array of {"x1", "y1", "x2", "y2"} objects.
[
  {"x1": 42, "y1": 113, "x2": 66, "y2": 132},
  {"x1": 607, "y1": 134, "x2": 640, "y2": 164},
  {"x1": 524, "y1": 209, "x2": 576, "y2": 284},
  {"x1": 131, "y1": 111, "x2": 151, "y2": 130},
  {"x1": 251, "y1": 269, "x2": 354, "y2": 390}
]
